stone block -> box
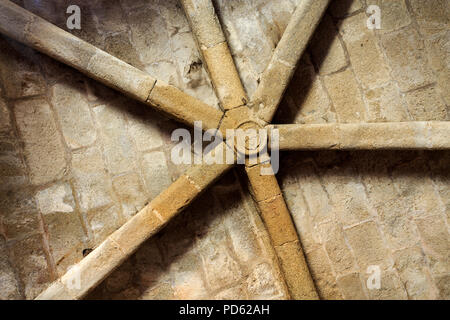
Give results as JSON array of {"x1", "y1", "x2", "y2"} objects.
[
  {"x1": 14, "y1": 98, "x2": 67, "y2": 185},
  {"x1": 345, "y1": 221, "x2": 390, "y2": 269},
  {"x1": 405, "y1": 85, "x2": 447, "y2": 121},
  {"x1": 112, "y1": 173, "x2": 148, "y2": 219},
  {"x1": 71, "y1": 147, "x2": 113, "y2": 213},
  {"x1": 381, "y1": 27, "x2": 435, "y2": 92},
  {"x1": 51, "y1": 80, "x2": 96, "y2": 149},
  {"x1": 141, "y1": 151, "x2": 172, "y2": 199},
  {"x1": 336, "y1": 273, "x2": 367, "y2": 299},
  {"x1": 323, "y1": 69, "x2": 366, "y2": 122}
]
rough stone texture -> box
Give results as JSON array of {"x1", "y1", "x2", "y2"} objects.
[{"x1": 0, "y1": 0, "x2": 449, "y2": 300}]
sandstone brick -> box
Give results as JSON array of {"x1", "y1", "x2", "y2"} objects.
[
  {"x1": 435, "y1": 274, "x2": 450, "y2": 299},
  {"x1": 339, "y1": 13, "x2": 391, "y2": 89},
  {"x1": 415, "y1": 214, "x2": 450, "y2": 275},
  {"x1": 409, "y1": 0, "x2": 449, "y2": 36},
  {"x1": 336, "y1": 273, "x2": 367, "y2": 300},
  {"x1": 51, "y1": 80, "x2": 96, "y2": 149},
  {"x1": 323, "y1": 69, "x2": 367, "y2": 122},
  {"x1": 375, "y1": 199, "x2": 419, "y2": 251},
  {"x1": 36, "y1": 183, "x2": 86, "y2": 269},
  {"x1": 296, "y1": 161, "x2": 334, "y2": 224},
  {"x1": 220, "y1": 191, "x2": 262, "y2": 265},
  {"x1": 345, "y1": 222, "x2": 390, "y2": 269},
  {"x1": 364, "y1": 269, "x2": 408, "y2": 300},
  {"x1": 112, "y1": 173, "x2": 148, "y2": 219},
  {"x1": 318, "y1": 221, "x2": 357, "y2": 275},
  {"x1": 246, "y1": 164, "x2": 282, "y2": 202},
  {"x1": 364, "y1": 82, "x2": 410, "y2": 122},
  {"x1": 2, "y1": 203, "x2": 40, "y2": 241},
  {"x1": 90, "y1": 0, "x2": 128, "y2": 35},
  {"x1": 310, "y1": 14, "x2": 348, "y2": 75},
  {"x1": 71, "y1": 147, "x2": 114, "y2": 213},
  {"x1": 283, "y1": 183, "x2": 321, "y2": 253},
  {"x1": 0, "y1": 149, "x2": 28, "y2": 192},
  {"x1": 323, "y1": 167, "x2": 371, "y2": 226},
  {"x1": 14, "y1": 98, "x2": 67, "y2": 185},
  {"x1": 0, "y1": 240, "x2": 22, "y2": 299},
  {"x1": 127, "y1": 6, "x2": 171, "y2": 65},
  {"x1": 93, "y1": 104, "x2": 136, "y2": 175},
  {"x1": 381, "y1": 27, "x2": 435, "y2": 92},
  {"x1": 305, "y1": 247, "x2": 342, "y2": 299},
  {"x1": 373, "y1": 0, "x2": 411, "y2": 33},
  {"x1": 9, "y1": 234, "x2": 51, "y2": 299},
  {"x1": 394, "y1": 246, "x2": 439, "y2": 299},
  {"x1": 246, "y1": 263, "x2": 284, "y2": 299},
  {"x1": 141, "y1": 151, "x2": 171, "y2": 199},
  {"x1": 405, "y1": 86, "x2": 447, "y2": 121},
  {"x1": 392, "y1": 159, "x2": 445, "y2": 218},
  {"x1": 197, "y1": 230, "x2": 242, "y2": 291},
  {"x1": 141, "y1": 282, "x2": 174, "y2": 300}
]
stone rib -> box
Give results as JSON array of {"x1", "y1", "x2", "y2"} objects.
[
  {"x1": 252, "y1": 0, "x2": 330, "y2": 123},
  {"x1": 272, "y1": 122, "x2": 450, "y2": 151},
  {"x1": 36, "y1": 152, "x2": 234, "y2": 300},
  {"x1": 181, "y1": 0, "x2": 248, "y2": 110},
  {"x1": 0, "y1": 0, "x2": 223, "y2": 129},
  {"x1": 245, "y1": 163, "x2": 318, "y2": 300}
]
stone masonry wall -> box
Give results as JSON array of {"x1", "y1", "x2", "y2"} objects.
[{"x1": 0, "y1": 0, "x2": 449, "y2": 300}]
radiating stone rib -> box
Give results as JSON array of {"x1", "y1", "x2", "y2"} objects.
[
  {"x1": 245, "y1": 163, "x2": 319, "y2": 300},
  {"x1": 181, "y1": 0, "x2": 248, "y2": 110},
  {"x1": 252, "y1": 0, "x2": 330, "y2": 123},
  {"x1": 272, "y1": 122, "x2": 450, "y2": 151},
  {"x1": 36, "y1": 146, "x2": 234, "y2": 300},
  {"x1": 0, "y1": 0, "x2": 224, "y2": 129}
]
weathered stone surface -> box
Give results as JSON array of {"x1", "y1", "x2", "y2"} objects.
[
  {"x1": 246, "y1": 263, "x2": 284, "y2": 299},
  {"x1": 364, "y1": 82, "x2": 410, "y2": 122},
  {"x1": 0, "y1": 240, "x2": 22, "y2": 299},
  {"x1": 415, "y1": 215, "x2": 450, "y2": 276},
  {"x1": 305, "y1": 247, "x2": 342, "y2": 299},
  {"x1": 336, "y1": 273, "x2": 367, "y2": 300},
  {"x1": 373, "y1": 0, "x2": 411, "y2": 33},
  {"x1": 381, "y1": 27, "x2": 435, "y2": 92},
  {"x1": 409, "y1": 0, "x2": 449, "y2": 36},
  {"x1": 112, "y1": 173, "x2": 148, "y2": 219},
  {"x1": 36, "y1": 182, "x2": 85, "y2": 273},
  {"x1": 9, "y1": 234, "x2": 51, "y2": 299},
  {"x1": 345, "y1": 222, "x2": 390, "y2": 269},
  {"x1": 141, "y1": 151, "x2": 171, "y2": 199},
  {"x1": 323, "y1": 68, "x2": 366, "y2": 122},
  {"x1": 339, "y1": 13, "x2": 391, "y2": 89},
  {"x1": 93, "y1": 104, "x2": 136, "y2": 175},
  {"x1": 364, "y1": 269, "x2": 407, "y2": 300},
  {"x1": 394, "y1": 246, "x2": 439, "y2": 299},
  {"x1": 71, "y1": 147, "x2": 113, "y2": 213},
  {"x1": 405, "y1": 85, "x2": 448, "y2": 121},
  {"x1": 88, "y1": 206, "x2": 121, "y2": 246},
  {"x1": 51, "y1": 80, "x2": 96, "y2": 149},
  {"x1": 14, "y1": 98, "x2": 67, "y2": 185}
]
